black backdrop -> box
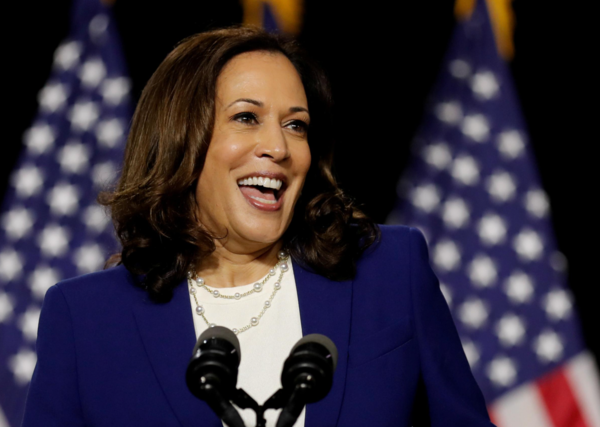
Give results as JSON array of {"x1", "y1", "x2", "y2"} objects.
[{"x1": 5, "y1": 0, "x2": 597, "y2": 363}]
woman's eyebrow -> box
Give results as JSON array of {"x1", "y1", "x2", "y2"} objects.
[
  {"x1": 226, "y1": 98, "x2": 263, "y2": 109},
  {"x1": 290, "y1": 106, "x2": 309, "y2": 114}
]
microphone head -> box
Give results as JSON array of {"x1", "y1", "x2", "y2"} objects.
[
  {"x1": 187, "y1": 326, "x2": 241, "y2": 401},
  {"x1": 291, "y1": 333, "x2": 338, "y2": 371},
  {"x1": 197, "y1": 325, "x2": 241, "y2": 358}
]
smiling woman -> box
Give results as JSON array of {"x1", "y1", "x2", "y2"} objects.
[{"x1": 22, "y1": 27, "x2": 495, "y2": 427}]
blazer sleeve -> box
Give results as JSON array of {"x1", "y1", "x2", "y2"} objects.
[
  {"x1": 22, "y1": 284, "x2": 86, "y2": 427},
  {"x1": 408, "y1": 227, "x2": 495, "y2": 426}
]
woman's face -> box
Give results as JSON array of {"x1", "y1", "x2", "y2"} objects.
[{"x1": 196, "y1": 50, "x2": 311, "y2": 252}]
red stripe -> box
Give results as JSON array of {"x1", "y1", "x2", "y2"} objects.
[
  {"x1": 537, "y1": 367, "x2": 588, "y2": 427},
  {"x1": 487, "y1": 407, "x2": 499, "y2": 426}
]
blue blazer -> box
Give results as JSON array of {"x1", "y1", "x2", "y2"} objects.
[{"x1": 23, "y1": 226, "x2": 494, "y2": 426}]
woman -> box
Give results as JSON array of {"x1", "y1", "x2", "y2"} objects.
[{"x1": 23, "y1": 27, "x2": 494, "y2": 426}]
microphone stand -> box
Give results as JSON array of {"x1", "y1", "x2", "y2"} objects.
[{"x1": 230, "y1": 388, "x2": 290, "y2": 427}]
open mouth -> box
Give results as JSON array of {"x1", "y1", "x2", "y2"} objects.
[{"x1": 237, "y1": 176, "x2": 286, "y2": 210}]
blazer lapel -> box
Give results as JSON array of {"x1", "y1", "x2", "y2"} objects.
[
  {"x1": 293, "y1": 262, "x2": 353, "y2": 427},
  {"x1": 133, "y1": 281, "x2": 222, "y2": 427}
]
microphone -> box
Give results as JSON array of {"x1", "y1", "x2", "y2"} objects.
[
  {"x1": 186, "y1": 326, "x2": 245, "y2": 427},
  {"x1": 276, "y1": 334, "x2": 338, "y2": 427}
]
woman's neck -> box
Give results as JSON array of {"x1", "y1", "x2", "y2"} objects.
[{"x1": 195, "y1": 241, "x2": 283, "y2": 288}]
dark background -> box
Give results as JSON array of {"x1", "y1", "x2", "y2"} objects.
[{"x1": 5, "y1": 1, "x2": 597, "y2": 364}]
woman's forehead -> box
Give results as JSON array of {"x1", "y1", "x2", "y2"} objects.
[{"x1": 216, "y1": 51, "x2": 307, "y2": 108}]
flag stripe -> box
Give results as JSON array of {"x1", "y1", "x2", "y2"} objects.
[
  {"x1": 491, "y1": 382, "x2": 553, "y2": 427},
  {"x1": 537, "y1": 366, "x2": 588, "y2": 427},
  {"x1": 566, "y1": 353, "x2": 600, "y2": 427}
]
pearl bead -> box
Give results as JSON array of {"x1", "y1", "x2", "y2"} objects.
[
  {"x1": 280, "y1": 262, "x2": 289, "y2": 272},
  {"x1": 232, "y1": 328, "x2": 238, "y2": 335},
  {"x1": 234, "y1": 292, "x2": 241, "y2": 300},
  {"x1": 212, "y1": 290, "x2": 220, "y2": 298},
  {"x1": 264, "y1": 301, "x2": 271, "y2": 308},
  {"x1": 195, "y1": 306, "x2": 204, "y2": 315},
  {"x1": 274, "y1": 282, "x2": 281, "y2": 290},
  {"x1": 277, "y1": 251, "x2": 287, "y2": 260},
  {"x1": 196, "y1": 277, "x2": 205, "y2": 286},
  {"x1": 209, "y1": 323, "x2": 216, "y2": 328},
  {"x1": 253, "y1": 282, "x2": 262, "y2": 292},
  {"x1": 269, "y1": 269, "x2": 276, "y2": 276},
  {"x1": 251, "y1": 317, "x2": 259, "y2": 326},
  {"x1": 189, "y1": 287, "x2": 196, "y2": 294}
]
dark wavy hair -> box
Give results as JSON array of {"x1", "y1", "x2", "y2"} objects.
[{"x1": 100, "y1": 26, "x2": 379, "y2": 302}]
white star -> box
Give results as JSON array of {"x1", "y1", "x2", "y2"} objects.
[
  {"x1": 91, "y1": 161, "x2": 118, "y2": 188},
  {"x1": 486, "y1": 171, "x2": 517, "y2": 202},
  {"x1": 54, "y1": 41, "x2": 82, "y2": 70},
  {"x1": 487, "y1": 356, "x2": 517, "y2": 387},
  {"x1": 38, "y1": 224, "x2": 70, "y2": 257},
  {"x1": 96, "y1": 119, "x2": 125, "y2": 148},
  {"x1": 433, "y1": 239, "x2": 461, "y2": 272},
  {"x1": 440, "y1": 283, "x2": 452, "y2": 307},
  {"x1": 461, "y1": 114, "x2": 490, "y2": 142},
  {"x1": 73, "y1": 244, "x2": 105, "y2": 274},
  {"x1": 57, "y1": 141, "x2": 90, "y2": 174},
  {"x1": 79, "y1": 58, "x2": 106, "y2": 88},
  {"x1": 18, "y1": 306, "x2": 41, "y2": 342},
  {"x1": 550, "y1": 251, "x2": 568, "y2": 272},
  {"x1": 496, "y1": 314, "x2": 526, "y2": 347},
  {"x1": 28, "y1": 266, "x2": 60, "y2": 300},
  {"x1": 524, "y1": 189, "x2": 549, "y2": 218},
  {"x1": 451, "y1": 154, "x2": 480, "y2": 185},
  {"x1": 24, "y1": 124, "x2": 55, "y2": 154},
  {"x1": 422, "y1": 142, "x2": 452, "y2": 170},
  {"x1": 68, "y1": 101, "x2": 100, "y2": 132},
  {"x1": 513, "y1": 228, "x2": 543, "y2": 262},
  {"x1": 449, "y1": 59, "x2": 471, "y2": 79},
  {"x1": 504, "y1": 271, "x2": 535, "y2": 304},
  {"x1": 83, "y1": 205, "x2": 111, "y2": 233},
  {"x1": 0, "y1": 292, "x2": 15, "y2": 323},
  {"x1": 468, "y1": 255, "x2": 498, "y2": 288},
  {"x1": 0, "y1": 249, "x2": 24, "y2": 282},
  {"x1": 89, "y1": 13, "x2": 109, "y2": 37},
  {"x1": 458, "y1": 298, "x2": 489, "y2": 329},
  {"x1": 9, "y1": 349, "x2": 38, "y2": 385},
  {"x1": 471, "y1": 71, "x2": 500, "y2": 100},
  {"x1": 441, "y1": 197, "x2": 470, "y2": 229},
  {"x1": 38, "y1": 82, "x2": 69, "y2": 113},
  {"x1": 101, "y1": 77, "x2": 130, "y2": 105},
  {"x1": 497, "y1": 130, "x2": 525, "y2": 159},
  {"x1": 533, "y1": 330, "x2": 564, "y2": 363},
  {"x1": 462, "y1": 340, "x2": 480, "y2": 368},
  {"x1": 2, "y1": 207, "x2": 35, "y2": 240},
  {"x1": 477, "y1": 213, "x2": 507, "y2": 245},
  {"x1": 543, "y1": 289, "x2": 572, "y2": 321},
  {"x1": 47, "y1": 183, "x2": 80, "y2": 216},
  {"x1": 411, "y1": 184, "x2": 441, "y2": 213},
  {"x1": 11, "y1": 166, "x2": 44, "y2": 198},
  {"x1": 435, "y1": 101, "x2": 463, "y2": 125}
]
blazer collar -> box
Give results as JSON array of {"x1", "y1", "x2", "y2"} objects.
[
  {"x1": 134, "y1": 281, "x2": 220, "y2": 427},
  {"x1": 294, "y1": 261, "x2": 353, "y2": 427},
  {"x1": 134, "y1": 264, "x2": 353, "y2": 427}
]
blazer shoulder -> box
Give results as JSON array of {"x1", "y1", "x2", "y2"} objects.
[
  {"x1": 51, "y1": 264, "x2": 143, "y2": 304},
  {"x1": 365, "y1": 224, "x2": 426, "y2": 257}
]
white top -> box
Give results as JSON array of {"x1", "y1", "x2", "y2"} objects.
[{"x1": 188, "y1": 259, "x2": 306, "y2": 427}]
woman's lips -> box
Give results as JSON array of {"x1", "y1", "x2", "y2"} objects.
[{"x1": 239, "y1": 186, "x2": 283, "y2": 211}]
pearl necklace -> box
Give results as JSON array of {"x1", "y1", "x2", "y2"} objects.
[{"x1": 187, "y1": 251, "x2": 290, "y2": 335}]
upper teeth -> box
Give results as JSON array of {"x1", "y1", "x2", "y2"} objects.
[{"x1": 237, "y1": 177, "x2": 283, "y2": 190}]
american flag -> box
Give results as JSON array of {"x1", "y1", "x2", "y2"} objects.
[
  {"x1": 0, "y1": 0, "x2": 131, "y2": 424},
  {"x1": 387, "y1": 1, "x2": 600, "y2": 426}
]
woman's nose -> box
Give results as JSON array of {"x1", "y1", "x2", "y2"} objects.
[{"x1": 254, "y1": 122, "x2": 290, "y2": 162}]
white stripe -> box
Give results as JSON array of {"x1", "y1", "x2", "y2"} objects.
[
  {"x1": 491, "y1": 382, "x2": 553, "y2": 427},
  {"x1": 0, "y1": 406, "x2": 9, "y2": 427},
  {"x1": 566, "y1": 352, "x2": 600, "y2": 427}
]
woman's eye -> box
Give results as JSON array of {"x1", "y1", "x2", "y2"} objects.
[
  {"x1": 233, "y1": 112, "x2": 258, "y2": 125},
  {"x1": 286, "y1": 120, "x2": 309, "y2": 134}
]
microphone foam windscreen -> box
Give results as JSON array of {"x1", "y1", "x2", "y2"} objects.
[
  {"x1": 199, "y1": 326, "x2": 241, "y2": 358},
  {"x1": 292, "y1": 334, "x2": 338, "y2": 371}
]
